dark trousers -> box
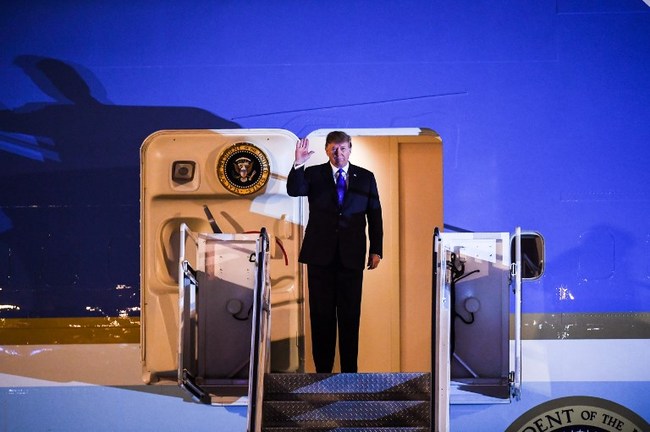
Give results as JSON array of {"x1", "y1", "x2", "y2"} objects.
[{"x1": 307, "y1": 260, "x2": 364, "y2": 373}]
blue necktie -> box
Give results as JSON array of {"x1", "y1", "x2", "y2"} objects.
[{"x1": 336, "y1": 168, "x2": 346, "y2": 206}]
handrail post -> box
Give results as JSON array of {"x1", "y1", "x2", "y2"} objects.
[{"x1": 247, "y1": 228, "x2": 271, "y2": 432}]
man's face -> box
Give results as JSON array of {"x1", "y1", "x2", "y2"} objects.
[{"x1": 326, "y1": 140, "x2": 351, "y2": 168}]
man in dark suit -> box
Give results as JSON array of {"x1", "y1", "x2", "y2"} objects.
[{"x1": 287, "y1": 131, "x2": 383, "y2": 373}]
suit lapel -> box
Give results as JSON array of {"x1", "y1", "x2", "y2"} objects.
[
  {"x1": 347, "y1": 164, "x2": 357, "y2": 190},
  {"x1": 321, "y1": 163, "x2": 339, "y2": 205}
]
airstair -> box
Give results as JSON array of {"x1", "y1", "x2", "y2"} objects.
[{"x1": 176, "y1": 224, "x2": 434, "y2": 431}]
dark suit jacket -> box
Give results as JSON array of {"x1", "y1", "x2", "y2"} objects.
[{"x1": 287, "y1": 162, "x2": 383, "y2": 270}]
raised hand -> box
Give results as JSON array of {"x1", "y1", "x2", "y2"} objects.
[{"x1": 294, "y1": 138, "x2": 315, "y2": 166}]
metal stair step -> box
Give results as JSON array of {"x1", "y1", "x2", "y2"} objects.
[
  {"x1": 262, "y1": 428, "x2": 430, "y2": 432},
  {"x1": 262, "y1": 400, "x2": 430, "y2": 428},
  {"x1": 264, "y1": 373, "x2": 431, "y2": 401}
]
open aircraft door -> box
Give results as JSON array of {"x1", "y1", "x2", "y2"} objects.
[
  {"x1": 141, "y1": 127, "x2": 444, "y2": 408},
  {"x1": 140, "y1": 129, "x2": 304, "y2": 400},
  {"x1": 433, "y1": 227, "x2": 544, "y2": 429}
]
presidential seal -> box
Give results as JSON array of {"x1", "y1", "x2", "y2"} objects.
[
  {"x1": 506, "y1": 396, "x2": 649, "y2": 432},
  {"x1": 216, "y1": 142, "x2": 270, "y2": 195}
]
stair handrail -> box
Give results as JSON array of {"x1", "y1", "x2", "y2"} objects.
[
  {"x1": 246, "y1": 228, "x2": 272, "y2": 432},
  {"x1": 431, "y1": 227, "x2": 439, "y2": 431}
]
